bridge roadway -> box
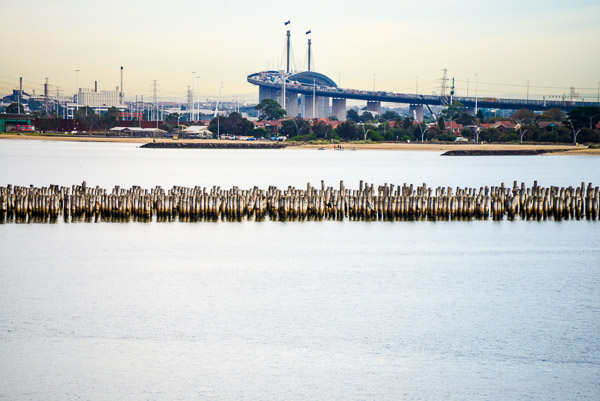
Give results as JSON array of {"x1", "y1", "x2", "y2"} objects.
[{"x1": 247, "y1": 71, "x2": 597, "y2": 114}]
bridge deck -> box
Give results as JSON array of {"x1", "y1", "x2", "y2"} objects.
[{"x1": 248, "y1": 72, "x2": 597, "y2": 111}]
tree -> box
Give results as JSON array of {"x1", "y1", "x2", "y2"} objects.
[
  {"x1": 209, "y1": 112, "x2": 254, "y2": 136},
  {"x1": 224, "y1": 112, "x2": 254, "y2": 136},
  {"x1": 567, "y1": 106, "x2": 600, "y2": 129},
  {"x1": 512, "y1": 108, "x2": 536, "y2": 121},
  {"x1": 5, "y1": 103, "x2": 25, "y2": 114},
  {"x1": 252, "y1": 127, "x2": 268, "y2": 138},
  {"x1": 336, "y1": 121, "x2": 361, "y2": 141},
  {"x1": 209, "y1": 116, "x2": 225, "y2": 136},
  {"x1": 360, "y1": 112, "x2": 374, "y2": 123},
  {"x1": 346, "y1": 109, "x2": 360, "y2": 123},
  {"x1": 312, "y1": 120, "x2": 333, "y2": 139},
  {"x1": 426, "y1": 126, "x2": 442, "y2": 140},
  {"x1": 103, "y1": 106, "x2": 119, "y2": 129},
  {"x1": 456, "y1": 112, "x2": 474, "y2": 126},
  {"x1": 476, "y1": 109, "x2": 484, "y2": 120},
  {"x1": 74, "y1": 107, "x2": 99, "y2": 131},
  {"x1": 367, "y1": 131, "x2": 384, "y2": 141},
  {"x1": 539, "y1": 108, "x2": 565, "y2": 122},
  {"x1": 280, "y1": 117, "x2": 310, "y2": 137},
  {"x1": 577, "y1": 128, "x2": 600, "y2": 143},
  {"x1": 441, "y1": 101, "x2": 465, "y2": 121},
  {"x1": 380, "y1": 110, "x2": 399, "y2": 121},
  {"x1": 255, "y1": 99, "x2": 286, "y2": 121},
  {"x1": 437, "y1": 116, "x2": 445, "y2": 131},
  {"x1": 165, "y1": 112, "x2": 180, "y2": 124},
  {"x1": 401, "y1": 117, "x2": 413, "y2": 129}
]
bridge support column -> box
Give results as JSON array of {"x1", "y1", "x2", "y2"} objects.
[
  {"x1": 259, "y1": 86, "x2": 278, "y2": 103},
  {"x1": 332, "y1": 98, "x2": 346, "y2": 121},
  {"x1": 285, "y1": 93, "x2": 299, "y2": 117},
  {"x1": 317, "y1": 96, "x2": 329, "y2": 118},
  {"x1": 366, "y1": 101, "x2": 381, "y2": 115},
  {"x1": 303, "y1": 95, "x2": 315, "y2": 118},
  {"x1": 409, "y1": 104, "x2": 424, "y2": 122}
]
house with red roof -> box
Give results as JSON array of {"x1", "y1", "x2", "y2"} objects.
[
  {"x1": 445, "y1": 121, "x2": 463, "y2": 134},
  {"x1": 490, "y1": 121, "x2": 516, "y2": 132},
  {"x1": 253, "y1": 120, "x2": 283, "y2": 133},
  {"x1": 312, "y1": 118, "x2": 342, "y2": 129}
]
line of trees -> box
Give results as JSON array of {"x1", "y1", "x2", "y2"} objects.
[
  {"x1": 29, "y1": 106, "x2": 121, "y2": 132},
  {"x1": 208, "y1": 112, "x2": 256, "y2": 136}
]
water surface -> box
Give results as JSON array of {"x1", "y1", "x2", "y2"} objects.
[{"x1": 0, "y1": 139, "x2": 599, "y2": 400}]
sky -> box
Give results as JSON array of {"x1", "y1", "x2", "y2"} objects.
[{"x1": 1, "y1": 0, "x2": 599, "y2": 103}]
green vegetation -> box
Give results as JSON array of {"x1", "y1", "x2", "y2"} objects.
[
  {"x1": 282, "y1": 105, "x2": 600, "y2": 144},
  {"x1": 5, "y1": 103, "x2": 25, "y2": 113},
  {"x1": 255, "y1": 99, "x2": 286, "y2": 120},
  {"x1": 209, "y1": 112, "x2": 254, "y2": 136}
]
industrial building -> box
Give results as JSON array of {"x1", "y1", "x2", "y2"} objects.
[
  {"x1": 77, "y1": 88, "x2": 121, "y2": 107},
  {"x1": 0, "y1": 114, "x2": 35, "y2": 132}
]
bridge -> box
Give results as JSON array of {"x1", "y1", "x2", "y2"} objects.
[{"x1": 248, "y1": 70, "x2": 598, "y2": 121}]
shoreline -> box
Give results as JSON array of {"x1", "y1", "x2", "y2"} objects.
[{"x1": 1, "y1": 133, "x2": 598, "y2": 155}]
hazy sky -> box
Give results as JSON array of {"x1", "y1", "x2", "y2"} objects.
[{"x1": 1, "y1": 0, "x2": 599, "y2": 103}]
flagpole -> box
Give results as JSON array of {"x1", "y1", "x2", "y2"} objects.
[{"x1": 306, "y1": 29, "x2": 312, "y2": 72}]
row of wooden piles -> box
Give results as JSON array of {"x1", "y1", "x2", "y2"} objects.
[{"x1": 0, "y1": 180, "x2": 598, "y2": 222}]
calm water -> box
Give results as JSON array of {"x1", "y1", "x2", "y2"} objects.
[{"x1": 1, "y1": 139, "x2": 599, "y2": 400}]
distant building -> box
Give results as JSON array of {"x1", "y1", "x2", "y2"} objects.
[
  {"x1": 179, "y1": 125, "x2": 213, "y2": 138},
  {"x1": 0, "y1": 113, "x2": 34, "y2": 132},
  {"x1": 254, "y1": 120, "x2": 283, "y2": 133},
  {"x1": 312, "y1": 118, "x2": 342, "y2": 129},
  {"x1": 2, "y1": 90, "x2": 31, "y2": 104},
  {"x1": 77, "y1": 88, "x2": 121, "y2": 107},
  {"x1": 109, "y1": 127, "x2": 166, "y2": 137},
  {"x1": 538, "y1": 121, "x2": 563, "y2": 131},
  {"x1": 445, "y1": 121, "x2": 463, "y2": 134}
]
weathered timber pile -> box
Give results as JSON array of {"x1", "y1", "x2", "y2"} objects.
[
  {"x1": 141, "y1": 142, "x2": 287, "y2": 149},
  {"x1": 0, "y1": 181, "x2": 598, "y2": 223},
  {"x1": 442, "y1": 149, "x2": 563, "y2": 156}
]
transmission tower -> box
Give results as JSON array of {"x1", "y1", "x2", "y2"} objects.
[{"x1": 440, "y1": 69, "x2": 449, "y2": 106}]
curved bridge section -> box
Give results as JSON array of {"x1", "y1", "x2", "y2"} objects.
[{"x1": 248, "y1": 70, "x2": 597, "y2": 121}]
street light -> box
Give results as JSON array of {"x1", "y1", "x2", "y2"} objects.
[
  {"x1": 519, "y1": 129, "x2": 528, "y2": 144},
  {"x1": 515, "y1": 119, "x2": 533, "y2": 143},
  {"x1": 567, "y1": 119, "x2": 582, "y2": 145},
  {"x1": 415, "y1": 123, "x2": 428, "y2": 143},
  {"x1": 584, "y1": 113, "x2": 600, "y2": 129},
  {"x1": 360, "y1": 124, "x2": 374, "y2": 141},
  {"x1": 474, "y1": 127, "x2": 482, "y2": 143},
  {"x1": 291, "y1": 118, "x2": 299, "y2": 137}
]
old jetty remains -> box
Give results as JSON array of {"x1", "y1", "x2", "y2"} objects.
[{"x1": 0, "y1": 181, "x2": 598, "y2": 223}]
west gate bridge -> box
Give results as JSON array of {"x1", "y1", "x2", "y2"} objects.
[{"x1": 247, "y1": 31, "x2": 598, "y2": 121}]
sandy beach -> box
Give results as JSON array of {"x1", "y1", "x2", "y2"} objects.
[{"x1": 1, "y1": 133, "x2": 598, "y2": 155}]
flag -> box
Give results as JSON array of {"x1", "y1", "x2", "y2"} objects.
[
  {"x1": 306, "y1": 30, "x2": 311, "y2": 35},
  {"x1": 284, "y1": 20, "x2": 290, "y2": 25}
]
